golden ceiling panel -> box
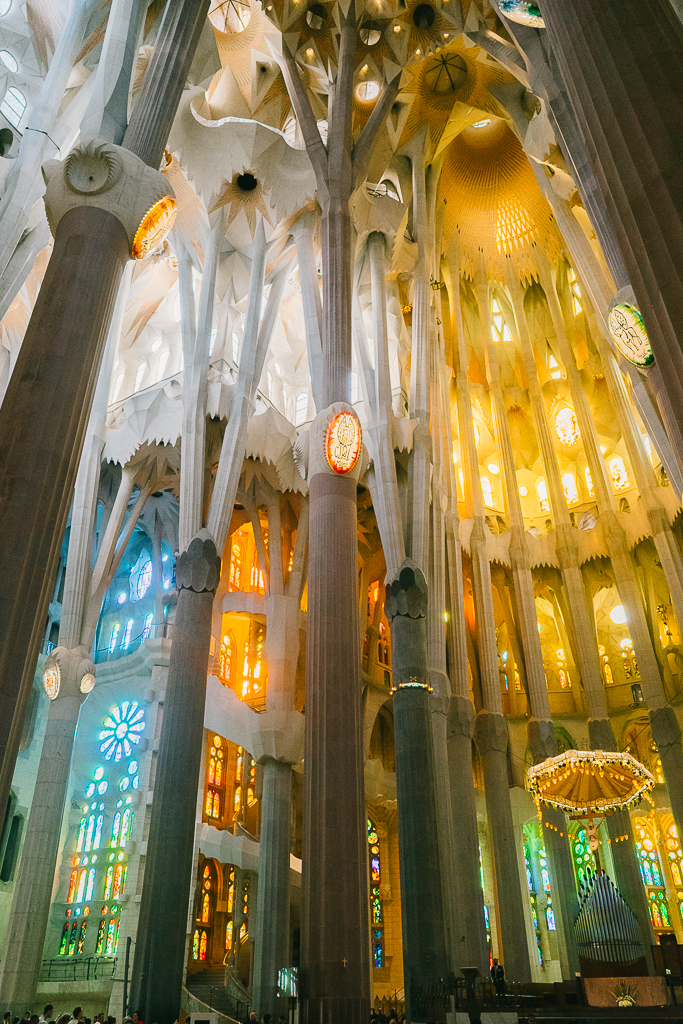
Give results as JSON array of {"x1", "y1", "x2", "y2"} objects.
[{"x1": 440, "y1": 118, "x2": 561, "y2": 279}]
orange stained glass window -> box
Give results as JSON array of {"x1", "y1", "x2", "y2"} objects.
[
  {"x1": 219, "y1": 633, "x2": 233, "y2": 685},
  {"x1": 229, "y1": 543, "x2": 243, "y2": 590},
  {"x1": 199, "y1": 929, "x2": 208, "y2": 959},
  {"x1": 226, "y1": 920, "x2": 233, "y2": 951},
  {"x1": 666, "y1": 823, "x2": 683, "y2": 887}
]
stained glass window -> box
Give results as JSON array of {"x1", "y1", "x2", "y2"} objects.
[
  {"x1": 648, "y1": 890, "x2": 671, "y2": 929},
  {"x1": 104, "y1": 866, "x2": 114, "y2": 900},
  {"x1": 229, "y1": 542, "x2": 244, "y2": 590},
  {"x1": 206, "y1": 735, "x2": 226, "y2": 821},
  {"x1": 219, "y1": 634, "x2": 234, "y2": 686},
  {"x1": 99, "y1": 701, "x2": 145, "y2": 761},
  {"x1": 666, "y1": 824, "x2": 683, "y2": 887},
  {"x1": 105, "y1": 918, "x2": 119, "y2": 954},
  {"x1": 142, "y1": 612, "x2": 153, "y2": 639},
  {"x1": 67, "y1": 870, "x2": 78, "y2": 902},
  {"x1": 572, "y1": 828, "x2": 596, "y2": 888},
  {"x1": 562, "y1": 473, "x2": 579, "y2": 505},
  {"x1": 109, "y1": 623, "x2": 120, "y2": 653},
  {"x1": 635, "y1": 824, "x2": 662, "y2": 886},
  {"x1": 555, "y1": 408, "x2": 580, "y2": 447},
  {"x1": 609, "y1": 457, "x2": 630, "y2": 490},
  {"x1": 367, "y1": 819, "x2": 384, "y2": 967},
  {"x1": 67, "y1": 921, "x2": 78, "y2": 955},
  {"x1": 121, "y1": 619, "x2": 133, "y2": 649},
  {"x1": 536, "y1": 478, "x2": 550, "y2": 513},
  {"x1": 96, "y1": 919, "x2": 106, "y2": 954},
  {"x1": 480, "y1": 476, "x2": 493, "y2": 506},
  {"x1": 584, "y1": 466, "x2": 595, "y2": 498}
]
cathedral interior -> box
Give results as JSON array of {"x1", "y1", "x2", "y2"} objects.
[{"x1": 1, "y1": 0, "x2": 683, "y2": 1021}]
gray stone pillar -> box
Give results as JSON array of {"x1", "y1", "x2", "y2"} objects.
[
  {"x1": 300, "y1": 406, "x2": 369, "y2": 1024},
  {"x1": 0, "y1": 646, "x2": 94, "y2": 1011},
  {"x1": 541, "y1": 0, "x2": 683, "y2": 445},
  {"x1": 447, "y1": 697, "x2": 488, "y2": 975},
  {"x1": 386, "y1": 561, "x2": 449, "y2": 1015},
  {"x1": 473, "y1": 710, "x2": 532, "y2": 983},
  {"x1": 130, "y1": 535, "x2": 220, "y2": 1021},
  {"x1": 252, "y1": 759, "x2": 292, "y2": 1021}
]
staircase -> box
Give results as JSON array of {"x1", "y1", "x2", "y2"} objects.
[{"x1": 186, "y1": 968, "x2": 249, "y2": 1021}]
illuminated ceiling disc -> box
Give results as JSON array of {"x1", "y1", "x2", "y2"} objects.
[
  {"x1": 608, "y1": 303, "x2": 654, "y2": 368},
  {"x1": 526, "y1": 748, "x2": 655, "y2": 816},
  {"x1": 498, "y1": 0, "x2": 545, "y2": 28},
  {"x1": 132, "y1": 196, "x2": 177, "y2": 260},
  {"x1": 80, "y1": 672, "x2": 96, "y2": 694},
  {"x1": 325, "y1": 411, "x2": 362, "y2": 474},
  {"x1": 43, "y1": 664, "x2": 61, "y2": 700}
]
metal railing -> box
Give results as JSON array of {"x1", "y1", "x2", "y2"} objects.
[
  {"x1": 39, "y1": 956, "x2": 117, "y2": 982},
  {"x1": 93, "y1": 622, "x2": 173, "y2": 664}
]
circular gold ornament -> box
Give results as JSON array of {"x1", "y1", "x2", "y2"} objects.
[
  {"x1": 608, "y1": 303, "x2": 654, "y2": 367},
  {"x1": 43, "y1": 664, "x2": 61, "y2": 700},
  {"x1": 325, "y1": 411, "x2": 362, "y2": 474},
  {"x1": 132, "y1": 196, "x2": 177, "y2": 260},
  {"x1": 80, "y1": 672, "x2": 96, "y2": 694}
]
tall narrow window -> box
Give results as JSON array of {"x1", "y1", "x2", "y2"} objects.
[
  {"x1": 142, "y1": 612, "x2": 153, "y2": 640},
  {"x1": 480, "y1": 476, "x2": 493, "y2": 506},
  {"x1": 562, "y1": 473, "x2": 579, "y2": 505},
  {"x1": 295, "y1": 391, "x2": 308, "y2": 426},
  {"x1": 219, "y1": 633, "x2": 233, "y2": 687},
  {"x1": 122, "y1": 618, "x2": 134, "y2": 649},
  {"x1": 206, "y1": 735, "x2": 226, "y2": 820},
  {"x1": 609, "y1": 457, "x2": 630, "y2": 490},
  {"x1": 367, "y1": 819, "x2": 384, "y2": 967},
  {"x1": 109, "y1": 623, "x2": 120, "y2": 653},
  {"x1": 490, "y1": 298, "x2": 512, "y2": 342},
  {"x1": 584, "y1": 466, "x2": 595, "y2": 498},
  {"x1": 536, "y1": 478, "x2": 550, "y2": 513},
  {"x1": 229, "y1": 542, "x2": 244, "y2": 591}
]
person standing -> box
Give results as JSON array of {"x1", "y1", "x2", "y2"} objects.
[
  {"x1": 39, "y1": 1007, "x2": 53, "y2": 1023},
  {"x1": 491, "y1": 959, "x2": 506, "y2": 998}
]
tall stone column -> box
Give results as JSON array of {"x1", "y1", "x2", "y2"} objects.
[
  {"x1": 540, "y1": 0, "x2": 683, "y2": 444},
  {"x1": 299, "y1": 406, "x2": 370, "y2": 1024},
  {"x1": 473, "y1": 264, "x2": 579, "y2": 977},
  {"x1": 252, "y1": 759, "x2": 292, "y2": 1020},
  {"x1": 385, "y1": 562, "x2": 449, "y2": 1016},
  {"x1": 446, "y1": 235, "x2": 531, "y2": 981},
  {"x1": 130, "y1": 535, "x2": 220, "y2": 1022},
  {"x1": 0, "y1": 0, "x2": 209, "y2": 822},
  {"x1": 0, "y1": 646, "x2": 94, "y2": 1010}
]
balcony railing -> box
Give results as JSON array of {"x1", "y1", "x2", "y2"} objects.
[
  {"x1": 93, "y1": 622, "x2": 173, "y2": 664},
  {"x1": 39, "y1": 956, "x2": 117, "y2": 982}
]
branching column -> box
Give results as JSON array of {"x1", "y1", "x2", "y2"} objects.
[
  {"x1": 446, "y1": 233, "x2": 531, "y2": 981},
  {"x1": 474, "y1": 262, "x2": 579, "y2": 976}
]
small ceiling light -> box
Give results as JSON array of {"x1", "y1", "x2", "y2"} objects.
[
  {"x1": 472, "y1": 118, "x2": 491, "y2": 128},
  {"x1": 306, "y1": 48, "x2": 314, "y2": 58},
  {"x1": 610, "y1": 605, "x2": 627, "y2": 625},
  {"x1": 357, "y1": 80, "x2": 380, "y2": 101},
  {"x1": 117, "y1": 593, "x2": 126, "y2": 605},
  {"x1": 600, "y1": 444, "x2": 607, "y2": 454},
  {"x1": 519, "y1": 485, "x2": 528, "y2": 497},
  {"x1": 393, "y1": 23, "x2": 401, "y2": 32},
  {"x1": 488, "y1": 463, "x2": 500, "y2": 475}
]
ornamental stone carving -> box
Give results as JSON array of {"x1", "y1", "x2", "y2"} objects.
[
  {"x1": 384, "y1": 560, "x2": 428, "y2": 622},
  {"x1": 175, "y1": 532, "x2": 221, "y2": 594},
  {"x1": 42, "y1": 645, "x2": 96, "y2": 704},
  {"x1": 306, "y1": 402, "x2": 368, "y2": 481},
  {"x1": 42, "y1": 138, "x2": 175, "y2": 256}
]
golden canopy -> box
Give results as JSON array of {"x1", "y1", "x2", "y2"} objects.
[{"x1": 526, "y1": 749, "x2": 655, "y2": 817}]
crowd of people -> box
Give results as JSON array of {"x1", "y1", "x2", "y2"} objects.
[{"x1": 2, "y1": 1006, "x2": 145, "y2": 1024}]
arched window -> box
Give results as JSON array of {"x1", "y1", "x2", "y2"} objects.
[
  {"x1": 562, "y1": 473, "x2": 579, "y2": 505},
  {"x1": 206, "y1": 734, "x2": 226, "y2": 821},
  {"x1": 536, "y1": 478, "x2": 550, "y2": 513},
  {"x1": 610, "y1": 456, "x2": 630, "y2": 490},
  {"x1": 555, "y1": 407, "x2": 580, "y2": 447},
  {"x1": 480, "y1": 476, "x2": 493, "y2": 506},
  {"x1": 122, "y1": 618, "x2": 134, "y2": 649},
  {"x1": 193, "y1": 861, "x2": 215, "y2": 960},
  {"x1": 109, "y1": 623, "x2": 120, "y2": 653},
  {"x1": 142, "y1": 612, "x2": 153, "y2": 640},
  {"x1": 229, "y1": 541, "x2": 244, "y2": 591},
  {"x1": 0, "y1": 1, "x2": 13, "y2": 18},
  {"x1": 294, "y1": 391, "x2": 308, "y2": 426},
  {"x1": 219, "y1": 633, "x2": 234, "y2": 685},
  {"x1": 635, "y1": 823, "x2": 662, "y2": 886},
  {"x1": 571, "y1": 827, "x2": 596, "y2": 888},
  {"x1": 1, "y1": 86, "x2": 26, "y2": 127},
  {"x1": 648, "y1": 889, "x2": 671, "y2": 929}
]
